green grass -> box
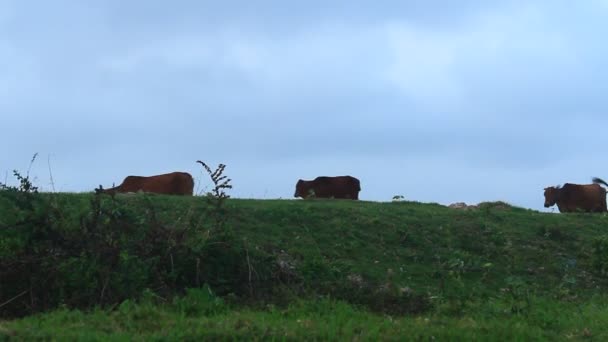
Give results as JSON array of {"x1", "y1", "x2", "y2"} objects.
[
  {"x1": 3, "y1": 192, "x2": 608, "y2": 339},
  {"x1": 223, "y1": 197, "x2": 606, "y2": 299},
  {"x1": 2, "y1": 293, "x2": 608, "y2": 340}
]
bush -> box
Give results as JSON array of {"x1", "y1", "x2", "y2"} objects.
[
  {"x1": 171, "y1": 286, "x2": 227, "y2": 317},
  {"x1": 0, "y1": 161, "x2": 245, "y2": 318}
]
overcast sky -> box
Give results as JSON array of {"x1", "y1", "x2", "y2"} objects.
[{"x1": 2, "y1": 1, "x2": 608, "y2": 211}]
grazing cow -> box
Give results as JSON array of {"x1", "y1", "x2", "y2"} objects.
[
  {"x1": 294, "y1": 176, "x2": 361, "y2": 200},
  {"x1": 543, "y1": 182, "x2": 607, "y2": 213},
  {"x1": 95, "y1": 172, "x2": 194, "y2": 196}
]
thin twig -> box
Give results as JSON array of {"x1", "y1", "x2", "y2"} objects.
[
  {"x1": 0, "y1": 290, "x2": 29, "y2": 309},
  {"x1": 170, "y1": 253, "x2": 174, "y2": 275},
  {"x1": 245, "y1": 240, "x2": 253, "y2": 297},
  {"x1": 100, "y1": 276, "x2": 110, "y2": 304},
  {"x1": 196, "y1": 258, "x2": 201, "y2": 287},
  {"x1": 26, "y1": 153, "x2": 38, "y2": 179},
  {"x1": 47, "y1": 154, "x2": 56, "y2": 193}
]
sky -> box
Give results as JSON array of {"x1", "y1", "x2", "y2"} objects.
[{"x1": 2, "y1": 0, "x2": 608, "y2": 211}]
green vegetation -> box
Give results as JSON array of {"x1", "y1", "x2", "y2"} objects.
[
  {"x1": 2, "y1": 291, "x2": 608, "y2": 340},
  {"x1": 3, "y1": 166, "x2": 608, "y2": 339}
]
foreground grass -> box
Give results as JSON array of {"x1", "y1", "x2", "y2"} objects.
[{"x1": 2, "y1": 295, "x2": 607, "y2": 341}]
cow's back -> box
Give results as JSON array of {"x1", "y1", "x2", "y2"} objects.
[
  {"x1": 558, "y1": 183, "x2": 606, "y2": 212},
  {"x1": 119, "y1": 176, "x2": 147, "y2": 192},
  {"x1": 120, "y1": 172, "x2": 194, "y2": 195},
  {"x1": 147, "y1": 172, "x2": 193, "y2": 195},
  {"x1": 312, "y1": 175, "x2": 360, "y2": 199}
]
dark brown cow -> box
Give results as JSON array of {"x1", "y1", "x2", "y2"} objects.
[
  {"x1": 95, "y1": 172, "x2": 194, "y2": 196},
  {"x1": 543, "y1": 181, "x2": 607, "y2": 213},
  {"x1": 294, "y1": 175, "x2": 361, "y2": 200}
]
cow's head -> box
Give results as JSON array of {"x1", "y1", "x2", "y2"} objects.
[
  {"x1": 95, "y1": 184, "x2": 117, "y2": 196},
  {"x1": 294, "y1": 179, "x2": 305, "y2": 198},
  {"x1": 294, "y1": 179, "x2": 314, "y2": 198},
  {"x1": 543, "y1": 186, "x2": 559, "y2": 207}
]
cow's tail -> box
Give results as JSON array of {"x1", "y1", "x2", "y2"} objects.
[{"x1": 593, "y1": 177, "x2": 608, "y2": 187}]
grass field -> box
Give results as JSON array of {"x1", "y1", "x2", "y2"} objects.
[
  {"x1": 3, "y1": 294, "x2": 608, "y2": 340},
  {"x1": 2, "y1": 192, "x2": 608, "y2": 339}
]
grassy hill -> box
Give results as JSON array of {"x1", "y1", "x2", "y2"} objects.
[{"x1": 2, "y1": 191, "x2": 608, "y2": 339}]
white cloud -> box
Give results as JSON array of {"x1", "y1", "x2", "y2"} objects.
[
  {"x1": 0, "y1": 1, "x2": 15, "y2": 25},
  {"x1": 0, "y1": 44, "x2": 42, "y2": 110},
  {"x1": 383, "y1": 23, "x2": 462, "y2": 109},
  {"x1": 99, "y1": 35, "x2": 214, "y2": 72},
  {"x1": 381, "y1": 4, "x2": 578, "y2": 114},
  {"x1": 96, "y1": 23, "x2": 387, "y2": 99},
  {"x1": 596, "y1": 0, "x2": 608, "y2": 9},
  {"x1": 95, "y1": 3, "x2": 575, "y2": 118}
]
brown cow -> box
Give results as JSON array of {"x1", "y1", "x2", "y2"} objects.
[
  {"x1": 95, "y1": 172, "x2": 194, "y2": 196},
  {"x1": 294, "y1": 175, "x2": 361, "y2": 200},
  {"x1": 543, "y1": 181, "x2": 607, "y2": 213}
]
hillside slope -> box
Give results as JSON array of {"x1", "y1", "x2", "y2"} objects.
[{"x1": 2, "y1": 192, "x2": 608, "y2": 318}]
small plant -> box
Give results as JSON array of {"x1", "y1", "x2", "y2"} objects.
[
  {"x1": 501, "y1": 276, "x2": 532, "y2": 315},
  {"x1": 196, "y1": 161, "x2": 232, "y2": 201},
  {"x1": 171, "y1": 286, "x2": 227, "y2": 317},
  {"x1": 0, "y1": 153, "x2": 39, "y2": 193},
  {"x1": 196, "y1": 160, "x2": 233, "y2": 231},
  {"x1": 0, "y1": 170, "x2": 39, "y2": 193}
]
